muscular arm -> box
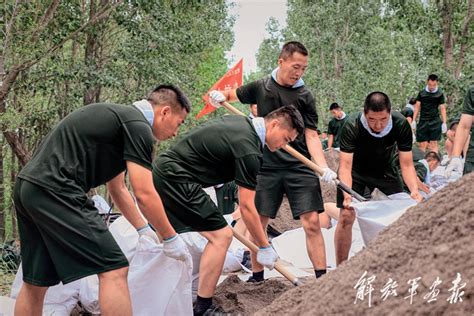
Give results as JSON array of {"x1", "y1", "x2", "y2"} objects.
[
  {"x1": 399, "y1": 151, "x2": 421, "y2": 200},
  {"x1": 338, "y1": 151, "x2": 354, "y2": 203},
  {"x1": 107, "y1": 172, "x2": 147, "y2": 229},
  {"x1": 440, "y1": 104, "x2": 447, "y2": 124},
  {"x1": 126, "y1": 161, "x2": 176, "y2": 239},
  {"x1": 413, "y1": 101, "x2": 421, "y2": 122},
  {"x1": 327, "y1": 134, "x2": 334, "y2": 149},
  {"x1": 305, "y1": 128, "x2": 329, "y2": 168},
  {"x1": 220, "y1": 89, "x2": 239, "y2": 102},
  {"x1": 238, "y1": 186, "x2": 270, "y2": 248},
  {"x1": 451, "y1": 114, "x2": 473, "y2": 157}
]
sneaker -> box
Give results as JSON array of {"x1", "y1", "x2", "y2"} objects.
[{"x1": 246, "y1": 275, "x2": 264, "y2": 283}]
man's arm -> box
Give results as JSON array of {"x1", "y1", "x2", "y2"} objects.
[
  {"x1": 451, "y1": 114, "x2": 473, "y2": 157},
  {"x1": 126, "y1": 161, "x2": 176, "y2": 239},
  {"x1": 238, "y1": 186, "x2": 270, "y2": 247},
  {"x1": 220, "y1": 89, "x2": 239, "y2": 102},
  {"x1": 306, "y1": 128, "x2": 329, "y2": 168},
  {"x1": 107, "y1": 172, "x2": 147, "y2": 229},
  {"x1": 327, "y1": 134, "x2": 334, "y2": 149},
  {"x1": 413, "y1": 101, "x2": 421, "y2": 123},
  {"x1": 399, "y1": 151, "x2": 422, "y2": 201},
  {"x1": 440, "y1": 103, "x2": 447, "y2": 125},
  {"x1": 338, "y1": 151, "x2": 354, "y2": 207}
]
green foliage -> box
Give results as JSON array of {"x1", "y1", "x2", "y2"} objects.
[{"x1": 256, "y1": 0, "x2": 473, "y2": 127}]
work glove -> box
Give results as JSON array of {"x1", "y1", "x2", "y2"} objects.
[
  {"x1": 441, "y1": 122, "x2": 447, "y2": 134},
  {"x1": 137, "y1": 224, "x2": 160, "y2": 244},
  {"x1": 411, "y1": 120, "x2": 417, "y2": 130},
  {"x1": 445, "y1": 157, "x2": 463, "y2": 178},
  {"x1": 320, "y1": 167, "x2": 337, "y2": 184},
  {"x1": 256, "y1": 245, "x2": 279, "y2": 270},
  {"x1": 163, "y1": 234, "x2": 190, "y2": 262},
  {"x1": 209, "y1": 90, "x2": 226, "y2": 108}
]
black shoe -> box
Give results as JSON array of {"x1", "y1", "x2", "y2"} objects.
[
  {"x1": 201, "y1": 304, "x2": 225, "y2": 316},
  {"x1": 246, "y1": 275, "x2": 264, "y2": 283}
]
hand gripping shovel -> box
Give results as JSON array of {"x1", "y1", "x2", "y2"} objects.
[
  {"x1": 220, "y1": 101, "x2": 367, "y2": 202},
  {"x1": 231, "y1": 228, "x2": 303, "y2": 286}
]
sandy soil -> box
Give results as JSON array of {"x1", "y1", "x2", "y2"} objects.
[{"x1": 258, "y1": 172, "x2": 474, "y2": 315}]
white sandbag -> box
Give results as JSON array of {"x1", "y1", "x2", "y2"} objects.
[
  {"x1": 128, "y1": 236, "x2": 193, "y2": 316},
  {"x1": 271, "y1": 223, "x2": 365, "y2": 270},
  {"x1": 78, "y1": 275, "x2": 100, "y2": 314},
  {"x1": 353, "y1": 194, "x2": 416, "y2": 246},
  {"x1": 11, "y1": 265, "x2": 81, "y2": 316},
  {"x1": 108, "y1": 215, "x2": 139, "y2": 261},
  {"x1": 0, "y1": 296, "x2": 15, "y2": 316}
]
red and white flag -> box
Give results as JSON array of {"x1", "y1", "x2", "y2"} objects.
[{"x1": 196, "y1": 58, "x2": 243, "y2": 119}]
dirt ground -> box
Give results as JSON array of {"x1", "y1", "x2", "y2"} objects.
[
  {"x1": 257, "y1": 172, "x2": 474, "y2": 315},
  {"x1": 213, "y1": 275, "x2": 294, "y2": 315}
]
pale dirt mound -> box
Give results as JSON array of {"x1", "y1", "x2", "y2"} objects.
[
  {"x1": 213, "y1": 275, "x2": 293, "y2": 315},
  {"x1": 258, "y1": 172, "x2": 474, "y2": 315},
  {"x1": 268, "y1": 198, "x2": 301, "y2": 234}
]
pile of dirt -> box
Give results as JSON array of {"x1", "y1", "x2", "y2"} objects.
[
  {"x1": 213, "y1": 275, "x2": 293, "y2": 314},
  {"x1": 258, "y1": 172, "x2": 474, "y2": 315},
  {"x1": 320, "y1": 150, "x2": 339, "y2": 203},
  {"x1": 268, "y1": 198, "x2": 301, "y2": 234}
]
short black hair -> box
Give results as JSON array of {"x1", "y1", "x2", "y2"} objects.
[
  {"x1": 329, "y1": 102, "x2": 341, "y2": 111},
  {"x1": 148, "y1": 84, "x2": 191, "y2": 113},
  {"x1": 408, "y1": 97, "x2": 416, "y2": 105},
  {"x1": 364, "y1": 91, "x2": 391, "y2": 113},
  {"x1": 265, "y1": 104, "x2": 305, "y2": 136},
  {"x1": 279, "y1": 41, "x2": 308, "y2": 60},
  {"x1": 425, "y1": 151, "x2": 440, "y2": 162},
  {"x1": 427, "y1": 74, "x2": 439, "y2": 82}
]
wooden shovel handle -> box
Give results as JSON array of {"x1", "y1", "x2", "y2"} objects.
[
  {"x1": 221, "y1": 101, "x2": 366, "y2": 201},
  {"x1": 231, "y1": 228, "x2": 302, "y2": 286}
]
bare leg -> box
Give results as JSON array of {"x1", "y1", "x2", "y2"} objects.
[
  {"x1": 14, "y1": 283, "x2": 49, "y2": 316},
  {"x1": 428, "y1": 141, "x2": 439, "y2": 153},
  {"x1": 335, "y1": 206, "x2": 356, "y2": 265},
  {"x1": 98, "y1": 266, "x2": 132, "y2": 316},
  {"x1": 197, "y1": 226, "x2": 233, "y2": 297},
  {"x1": 300, "y1": 212, "x2": 326, "y2": 270},
  {"x1": 418, "y1": 141, "x2": 428, "y2": 152}
]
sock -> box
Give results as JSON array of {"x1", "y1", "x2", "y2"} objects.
[
  {"x1": 193, "y1": 295, "x2": 212, "y2": 316},
  {"x1": 315, "y1": 269, "x2": 327, "y2": 278},
  {"x1": 252, "y1": 270, "x2": 264, "y2": 281}
]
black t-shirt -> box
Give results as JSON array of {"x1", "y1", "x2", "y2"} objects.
[
  {"x1": 400, "y1": 106, "x2": 414, "y2": 119},
  {"x1": 19, "y1": 103, "x2": 154, "y2": 193},
  {"x1": 327, "y1": 116, "x2": 348, "y2": 148},
  {"x1": 340, "y1": 111, "x2": 413, "y2": 178},
  {"x1": 153, "y1": 115, "x2": 263, "y2": 190},
  {"x1": 236, "y1": 76, "x2": 318, "y2": 168},
  {"x1": 416, "y1": 88, "x2": 446, "y2": 121}
]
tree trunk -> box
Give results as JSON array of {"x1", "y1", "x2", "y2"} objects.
[
  {"x1": 454, "y1": 0, "x2": 474, "y2": 79},
  {"x1": 10, "y1": 150, "x2": 17, "y2": 239},
  {"x1": 441, "y1": 0, "x2": 454, "y2": 71},
  {"x1": 0, "y1": 135, "x2": 5, "y2": 241}
]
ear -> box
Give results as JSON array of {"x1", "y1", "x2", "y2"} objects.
[
  {"x1": 278, "y1": 58, "x2": 284, "y2": 67},
  {"x1": 160, "y1": 105, "x2": 172, "y2": 117},
  {"x1": 270, "y1": 118, "x2": 281, "y2": 130}
]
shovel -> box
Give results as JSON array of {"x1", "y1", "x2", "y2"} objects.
[
  {"x1": 231, "y1": 228, "x2": 303, "y2": 286},
  {"x1": 220, "y1": 101, "x2": 367, "y2": 202}
]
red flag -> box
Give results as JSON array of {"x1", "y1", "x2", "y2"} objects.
[{"x1": 196, "y1": 58, "x2": 243, "y2": 119}]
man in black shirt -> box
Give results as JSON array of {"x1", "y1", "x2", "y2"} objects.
[
  {"x1": 13, "y1": 85, "x2": 191, "y2": 315},
  {"x1": 327, "y1": 102, "x2": 348, "y2": 149},
  {"x1": 210, "y1": 41, "x2": 336, "y2": 281},
  {"x1": 336, "y1": 92, "x2": 422, "y2": 265}
]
